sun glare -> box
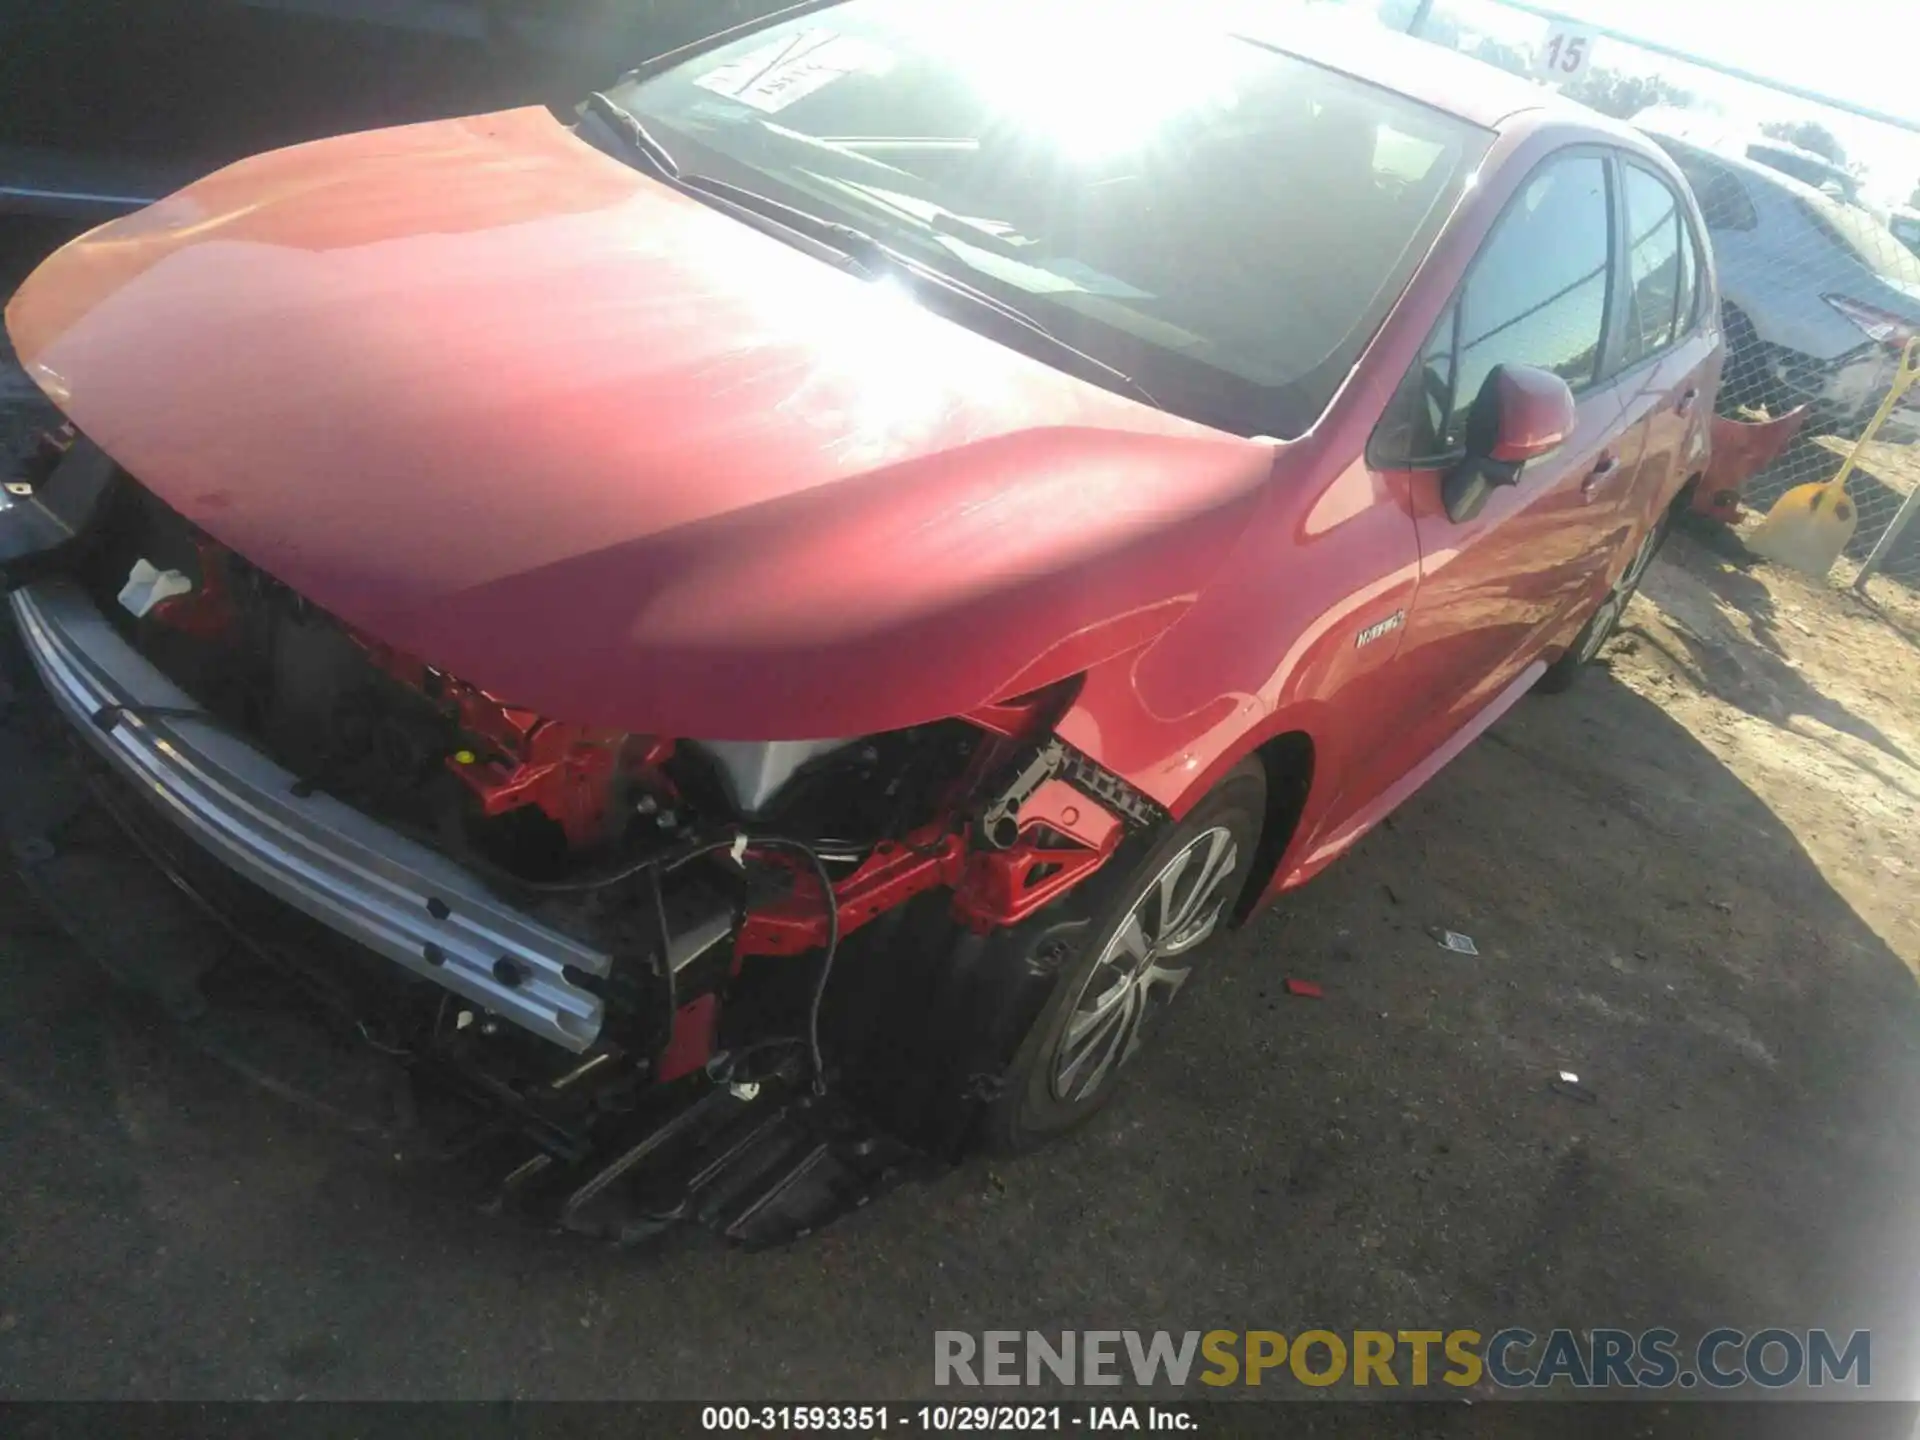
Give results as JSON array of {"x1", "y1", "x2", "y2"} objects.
[{"x1": 924, "y1": 0, "x2": 1256, "y2": 161}]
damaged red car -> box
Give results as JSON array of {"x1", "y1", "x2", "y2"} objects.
[{"x1": 2, "y1": 0, "x2": 1726, "y2": 1242}]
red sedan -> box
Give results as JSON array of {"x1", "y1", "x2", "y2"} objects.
[{"x1": 1, "y1": 1, "x2": 1722, "y2": 1240}]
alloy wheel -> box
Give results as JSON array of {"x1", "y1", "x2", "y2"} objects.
[
  {"x1": 1049, "y1": 826, "x2": 1240, "y2": 1103},
  {"x1": 1579, "y1": 521, "x2": 1665, "y2": 664}
]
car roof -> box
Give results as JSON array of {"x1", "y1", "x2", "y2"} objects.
[
  {"x1": 1218, "y1": 2, "x2": 1624, "y2": 135},
  {"x1": 770, "y1": 1, "x2": 1643, "y2": 144}
]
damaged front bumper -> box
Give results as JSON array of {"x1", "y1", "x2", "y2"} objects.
[
  {"x1": 0, "y1": 441, "x2": 1141, "y2": 1244},
  {"x1": 1, "y1": 583, "x2": 1065, "y2": 1244},
  {"x1": 8, "y1": 577, "x2": 613, "y2": 1051}
]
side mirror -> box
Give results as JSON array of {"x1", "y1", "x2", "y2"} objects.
[{"x1": 1442, "y1": 364, "x2": 1577, "y2": 522}]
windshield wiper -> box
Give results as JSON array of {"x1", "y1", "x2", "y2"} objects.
[
  {"x1": 677, "y1": 177, "x2": 1158, "y2": 407},
  {"x1": 579, "y1": 91, "x2": 680, "y2": 181},
  {"x1": 571, "y1": 120, "x2": 1159, "y2": 411},
  {"x1": 679, "y1": 173, "x2": 894, "y2": 279},
  {"x1": 917, "y1": 264, "x2": 1163, "y2": 410},
  {"x1": 926, "y1": 208, "x2": 1037, "y2": 260}
]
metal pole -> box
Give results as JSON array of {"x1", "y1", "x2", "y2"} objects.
[
  {"x1": 1481, "y1": 0, "x2": 1920, "y2": 136},
  {"x1": 1855, "y1": 484, "x2": 1920, "y2": 590}
]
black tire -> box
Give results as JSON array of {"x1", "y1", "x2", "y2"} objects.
[
  {"x1": 979, "y1": 759, "x2": 1266, "y2": 1153},
  {"x1": 1537, "y1": 509, "x2": 1671, "y2": 693}
]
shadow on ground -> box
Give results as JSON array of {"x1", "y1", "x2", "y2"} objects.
[
  {"x1": 1862, "y1": 594, "x2": 1920, "y2": 655},
  {"x1": 1655, "y1": 526, "x2": 1915, "y2": 777}
]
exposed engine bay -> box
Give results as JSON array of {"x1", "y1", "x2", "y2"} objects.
[{"x1": 8, "y1": 431, "x2": 1172, "y2": 1242}]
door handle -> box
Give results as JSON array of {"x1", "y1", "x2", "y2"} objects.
[
  {"x1": 1581, "y1": 455, "x2": 1618, "y2": 498},
  {"x1": 1676, "y1": 388, "x2": 1699, "y2": 416}
]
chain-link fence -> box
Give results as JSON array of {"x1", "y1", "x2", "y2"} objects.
[{"x1": 1324, "y1": 0, "x2": 1920, "y2": 591}]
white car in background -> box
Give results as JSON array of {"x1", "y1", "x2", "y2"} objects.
[{"x1": 1637, "y1": 115, "x2": 1920, "y2": 441}]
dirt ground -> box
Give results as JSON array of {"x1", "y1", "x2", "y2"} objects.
[{"x1": 5, "y1": 260, "x2": 1920, "y2": 1405}]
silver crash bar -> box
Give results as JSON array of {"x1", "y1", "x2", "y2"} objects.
[{"x1": 9, "y1": 579, "x2": 609, "y2": 1051}]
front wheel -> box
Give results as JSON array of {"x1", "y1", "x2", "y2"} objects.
[
  {"x1": 1536, "y1": 511, "x2": 1670, "y2": 693},
  {"x1": 979, "y1": 760, "x2": 1265, "y2": 1153}
]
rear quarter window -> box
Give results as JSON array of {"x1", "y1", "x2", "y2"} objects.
[{"x1": 1622, "y1": 163, "x2": 1686, "y2": 363}]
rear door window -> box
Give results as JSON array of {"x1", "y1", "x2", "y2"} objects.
[
  {"x1": 1675, "y1": 214, "x2": 1700, "y2": 334},
  {"x1": 1622, "y1": 163, "x2": 1685, "y2": 364}
]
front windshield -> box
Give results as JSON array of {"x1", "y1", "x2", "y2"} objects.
[{"x1": 610, "y1": 0, "x2": 1488, "y2": 437}]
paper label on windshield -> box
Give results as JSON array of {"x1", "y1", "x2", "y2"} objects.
[{"x1": 692, "y1": 30, "x2": 890, "y2": 114}]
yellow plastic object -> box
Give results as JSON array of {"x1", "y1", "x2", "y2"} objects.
[{"x1": 1747, "y1": 337, "x2": 1920, "y2": 577}]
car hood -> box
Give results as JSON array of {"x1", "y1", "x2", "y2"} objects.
[{"x1": 5, "y1": 108, "x2": 1277, "y2": 739}]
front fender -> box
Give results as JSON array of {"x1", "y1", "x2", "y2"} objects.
[{"x1": 1052, "y1": 449, "x2": 1427, "y2": 912}]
